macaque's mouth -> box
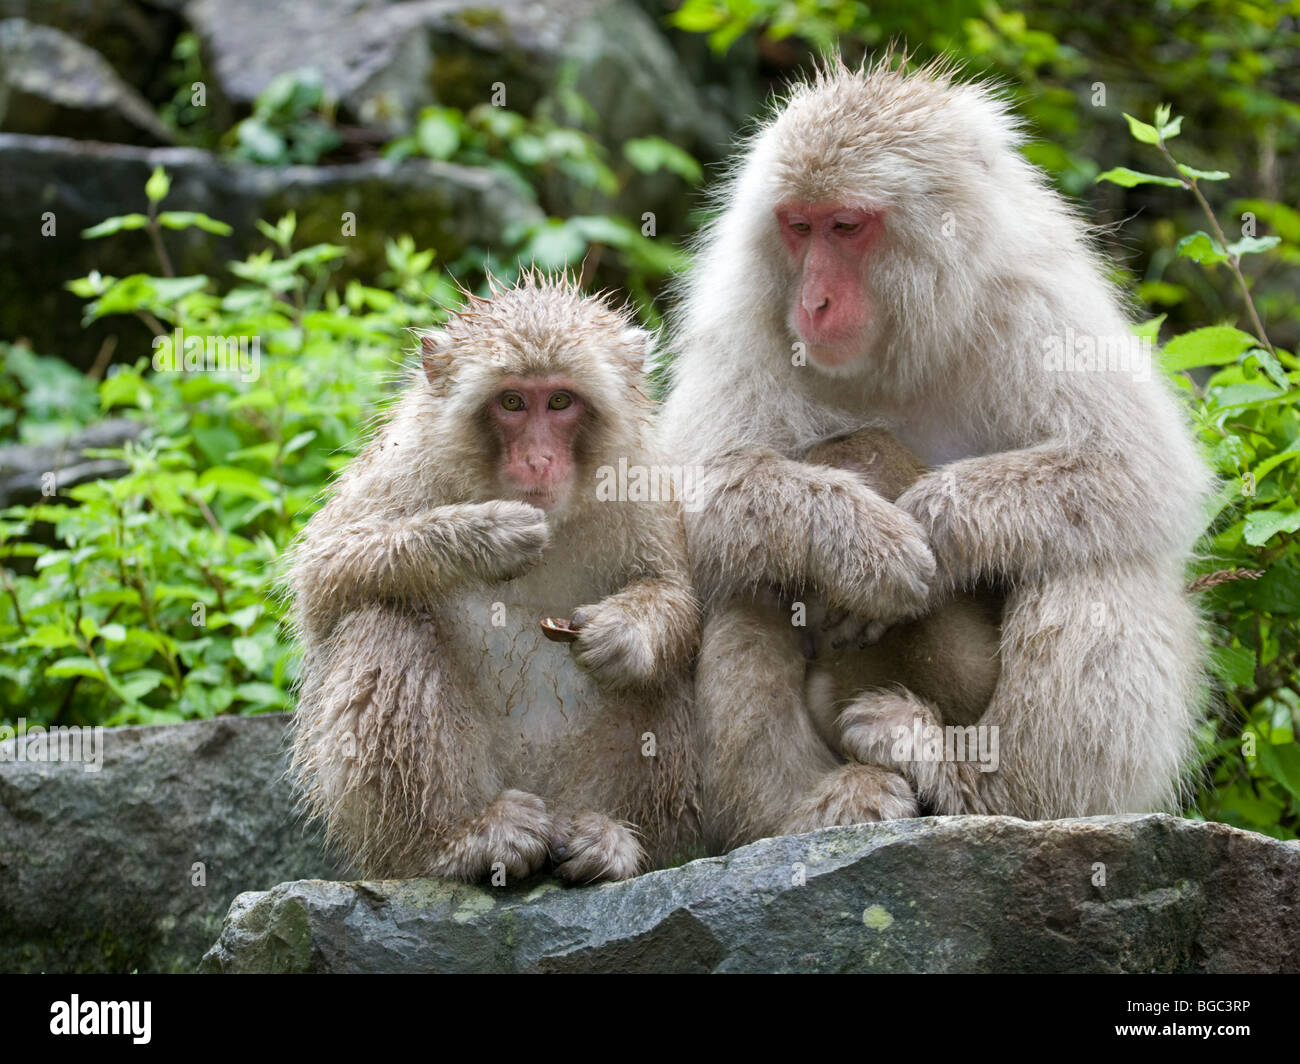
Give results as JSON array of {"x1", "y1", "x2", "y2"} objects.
[{"x1": 516, "y1": 486, "x2": 566, "y2": 508}]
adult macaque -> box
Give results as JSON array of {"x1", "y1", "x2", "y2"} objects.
[
  {"x1": 662, "y1": 56, "x2": 1210, "y2": 845},
  {"x1": 287, "y1": 275, "x2": 700, "y2": 882}
]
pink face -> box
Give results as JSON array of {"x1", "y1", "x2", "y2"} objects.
[
  {"x1": 488, "y1": 376, "x2": 588, "y2": 510},
  {"x1": 774, "y1": 202, "x2": 884, "y2": 369}
]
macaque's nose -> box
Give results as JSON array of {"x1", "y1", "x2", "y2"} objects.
[
  {"x1": 525, "y1": 453, "x2": 553, "y2": 474},
  {"x1": 803, "y1": 293, "x2": 831, "y2": 321}
]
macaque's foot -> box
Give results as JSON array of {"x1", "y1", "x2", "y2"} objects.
[
  {"x1": 838, "y1": 690, "x2": 931, "y2": 766},
  {"x1": 569, "y1": 601, "x2": 657, "y2": 688},
  {"x1": 839, "y1": 691, "x2": 985, "y2": 815},
  {"x1": 431, "y1": 789, "x2": 554, "y2": 882},
  {"x1": 780, "y1": 763, "x2": 918, "y2": 835},
  {"x1": 551, "y1": 811, "x2": 646, "y2": 883}
]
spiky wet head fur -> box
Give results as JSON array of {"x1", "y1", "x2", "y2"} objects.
[{"x1": 367, "y1": 271, "x2": 656, "y2": 524}]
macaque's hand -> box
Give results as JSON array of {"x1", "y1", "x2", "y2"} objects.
[
  {"x1": 469, "y1": 500, "x2": 550, "y2": 582},
  {"x1": 895, "y1": 471, "x2": 970, "y2": 594},
  {"x1": 807, "y1": 609, "x2": 890, "y2": 659},
  {"x1": 809, "y1": 484, "x2": 936, "y2": 625},
  {"x1": 568, "y1": 598, "x2": 657, "y2": 689}
]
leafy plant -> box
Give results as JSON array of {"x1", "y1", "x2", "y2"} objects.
[
  {"x1": 227, "y1": 69, "x2": 343, "y2": 166},
  {"x1": 0, "y1": 171, "x2": 455, "y2": 725},
  {"x1": 385, "y1": 102, "x2": 695, "y2": 318},
  {"x1": 1100, "y1": 109, "x2": 1300, "y2": 838}
]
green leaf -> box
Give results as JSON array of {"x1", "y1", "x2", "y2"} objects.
[
  {"x1": 81, "y1": 214, "x2": 149, "y2": 238},
  {"x1": 234, "y1": 682, "x2": 291, "y2": 709},
  {"x1": 118, "y1": 670, "x2": 168, "y2": 701},
  {"x1": 1226, "y1": 235, "x2": 1281, "y2": 257},
  {"x1": 157, "y1": 211, "x2": 234, "y2": 235},
  {"x1": 198, "y1": 466, "x2": 275, "y2": 502},
  {"x1": 1161, "y1": 326, "x2": 1257, "y2": 371},
  {"x1": 1175, "y1": 231, "x2": 1229, "y2": 264},
  {"x1": 1178, "y1": 164, "x2": 1230, "y2": 182},
  {"x1": 1095, "y1": 167, "x2": 1184, "y2": 189},
  {"x1": 46, "y1": 657, "x2": 102, "y2": 679},
  {"x1": 1122, "y1": 113, "x2": 1161, "y2": 145},
  {"x1": 1256, "y1": 741, "x2": 1300, "y2": 804},
  {"x1": 232, "y1": 635, "x2": 267, "y2": 672},
  {"x1": 622, "y1": 137, "x2": 703, "y2": 183},
  {"x1": 1243, "y1": 504, "x2": 1300, "y2": 547},
  {"x1": 1131, "y1": 314, "x2": 1166, "y2": 345},
  {"x1": 1210, "y1": 644, "x2": 1256, "y2": 689},
  {"x1": 1244, "y1": 347, "x2": 1290, "y2": 390},
  {"x1": 145, "y1": 166, "x2": 171, "y2": 204},
  {"x1": 416, "y1": 111, "x2": 462, "y2": 160},
  {"x1": 17, "y1": 625, "x2": 79, "y2": 650}
]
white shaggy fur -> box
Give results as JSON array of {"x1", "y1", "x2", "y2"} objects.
[{"x1": 658, "y1": 56, "x2": 1212, "y2": 846}]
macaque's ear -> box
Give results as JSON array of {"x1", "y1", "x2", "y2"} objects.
[
  {"x1": 419, "y1": 330, "x2": 453, "y2": 386},
  {"x1": 619, "y1": 327, "x2": 654, "y2": 376}
]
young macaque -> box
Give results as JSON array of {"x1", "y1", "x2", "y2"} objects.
[
  {"x1": 800, "y1": 428, "x2": 1002, "y2": 760},
  {"x1": 286, "y1": 274, "x2": 700, "y2": 884}
]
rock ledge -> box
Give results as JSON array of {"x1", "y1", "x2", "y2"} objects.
[{"x1": 200, "y1": 814, "x2": 1300, "y2": 974}]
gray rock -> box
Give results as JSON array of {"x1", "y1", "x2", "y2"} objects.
[
  {"x1": 0, "y1": 417, "x2": 142, "y2": 508},
  {"x1": 0, "y1": 132, "x2": 543, "y2": 366},
  {"x1": 0, "y1": 714, "x2": 347, "y2": 974},
  {"x1": 0, "y1": 1, "x2": 180, "y2": 97},
  {"x1": 200, "y1": 814, "x2": 1300, "y2": 973},
  {"x1": 0, "y1": 18, "x2": 174, "y2": 145},
  {"x1": 184, "y1": 0, "x2": 729, "y2": 153}
]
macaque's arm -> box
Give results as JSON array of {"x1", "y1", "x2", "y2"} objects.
[
  {"x1": 685, "y1": 449, "x2": 935, "y2": 622},
  {"x1": 291, "y1": 499, "x2": 548, "y2": 635},
  {"x1": 571, "y1": 574, "x2": 700, "y2": 688},
  {"x1": 897, "y1": 442, "x2": 1189, "y2": 585}
]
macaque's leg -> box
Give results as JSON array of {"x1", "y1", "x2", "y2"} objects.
[
  {"x1": 780, "y1": 762, "x2": 918, "y2": 834},
  {"x1": 293, "y1": 604, "x2": 502, "y2": 878},
  {"x1": 699, "y1": 600, "x2": 918, "y2": 848}
]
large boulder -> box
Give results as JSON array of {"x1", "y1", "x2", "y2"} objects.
[
  {"x1": 0, "y1": 18, "x2": 175, "y2": 145},
  {"x1": 184, "y1": 0, "x2": 731, "y2": 151},
  {"x1": 200, "y1": 814, "x2": 1299, "y2": 973},
  {"x1": 0, "y1": 1, "x2": 182, "y2": 100},
  {"x1": 0, "y1": 417, "x2": 142, "y2": 509},
  {"x1": 0, "y1": 714, "x2": 346, "y2": 974},
  {"x1": 0, "y1": 132, "x2": 543, "y2": 366}
]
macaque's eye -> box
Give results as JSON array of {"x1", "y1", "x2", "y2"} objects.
[
  {"x1": 788, "y1": 221, "x2": 811, "y2": 234},
  {"x1": 833, "y1": 220, "x2": 861, "y2": 233},
  {"x1": 499, "y1": 392, "x2": 525, "y2": 411},
  {"x1": 547, "y1": 391, "x2": 573, "y2": 411}
]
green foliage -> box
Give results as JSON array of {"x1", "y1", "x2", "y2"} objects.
[
  {"x1": 227, "y1": 70, "x2": 343, "y2": 165},
  {"x1": 1099, "y1": 109, "x2": 1300, "y2": 838},
  {"x1": 384, "y1": 103, "x2": 694, "y2": 317},
  {"x1": 158, "y1": 31, "x2": 223, "y2": 148},
  {"x1": 0, "y1": 175, "x2": 454, "y2": 726}
]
